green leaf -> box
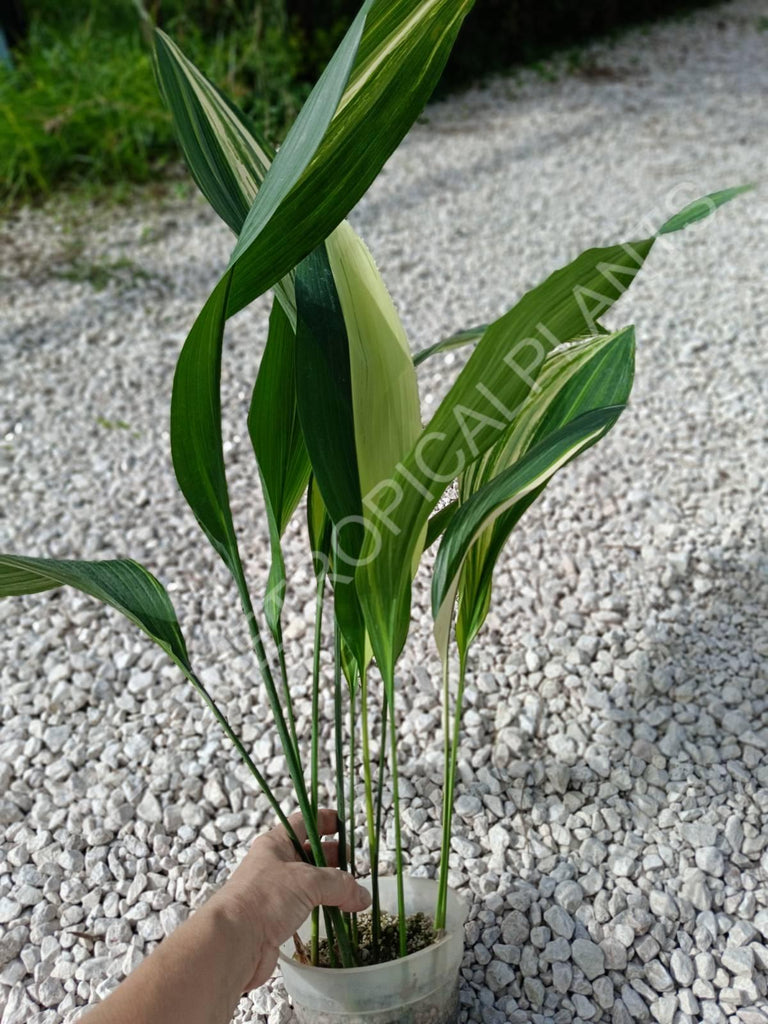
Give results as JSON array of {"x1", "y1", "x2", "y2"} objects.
[
  {"x1": 455, "y1": 327, "x2": 636, "y2": 654},
  {"x1": 326, "y1": 221, "x2": 423, "y2": 509},
  {"x1": 0, "y1": 554, "x2": 191, "y2": 670},
  {"x1": 356, "y1": 236, "x2": 655, "y2": 680},
  {"x1": 224, "y1": 0, "x2": 475, "y2": 318},
  {"x1": 413, "y1": 324, "x2": 487, "y2": 367},
  {"x1": 359, "y1": 177, "x2": 747, "y2": 672},
  {"x1": 153, "y1": 28, "x2": 273, "y2": 236},
  {"x1": 151, "y1": 28, "x2": 297, "y2": 324},
  {"x1": 307, "y1": 476, "x2": 331, "y2": 576},
  {"x1": 295, "y1": 245, "x2": 362, "y2": 535},
  {"x1": 248, "y1": 298, "x2": 312, "y2": 636},
  {"x1": 658, "y1": 185, "x2": 754, "y2": 236},
  {"x1": 170, "y1": 269, "x2": 247, "y2": 591},
  {"x1": 296, "y1": 226, "x2": 422, "y2": 672},
  {"x1": 432, "y1": 405, "x2": 626, "y2": 660},
  {"x1": 425, "y1": 499, "x2": 458, "y2": 549}
]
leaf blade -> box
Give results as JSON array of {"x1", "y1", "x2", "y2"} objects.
[
  {"x1": 432, "y1": 405, "x2": 626, "y2": 659},
  {"x1": 658, "y1": 184, "x2": 753, "y2": 236},
  {"x1": 225, "y1": 0, "x2": 475, "y2": 317},
  {"x1": 356, "y1": 236, "x2": 655, "y2": 678},
  {"x1": 0, "y1": 554, "x2": 190, "y2": 669},
  {"x1": 455, "y1": 327, "x2": 636, "y2": 653},
  {"x1": 153, "y1": 28, "x2": 273, "y2": 235},
  {"x1": 248, "y1": 297, "x2": 312, "y2": 635},
  {"x1": 170, "y1": 269, "x2": 247, "y2": 591}
]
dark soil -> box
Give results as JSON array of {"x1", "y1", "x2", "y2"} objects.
[{"x1": 296, "y1": 911, "x2": 438, "y2": 968}]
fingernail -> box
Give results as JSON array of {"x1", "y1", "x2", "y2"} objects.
[{"x1": 356, "y1": 885, "x2": 372, "y2": 909}]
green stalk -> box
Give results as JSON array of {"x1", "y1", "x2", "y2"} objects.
[
  {"x1": 184, "y1": 668, "x2": 304, "y2": 855},
  {"x1": 349, "y1": 678, "x2": 359, "y2": 948},
  {"x1": 333, "y1": 627, "x2": 351, "y2": 936},
  {"x1": 435, "y1": 656, "x2": 452, "y2": 930},
  {"x1": 310, "y1": 568, "x2": 326, "y2": 965},
  {"x1": 360, "y1": 664, "x2": 377, "y2": 861},
  {"x1": 371, "y1": 681, "x2": 388, "y2": 956},
  {"x1": 435, "y1": 651, "x2": 468, "y2": 931},
  {"x1": 234, "y1": 569, "x2": 355, "y2": 967},
  {"x1": 275, "y1": 627, "x2": 301, "y2": 767},
  {"x1": 385, "y1": 677, "x2": 407, "y2": 958}
]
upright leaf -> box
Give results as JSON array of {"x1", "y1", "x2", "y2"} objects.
[
  {"x1": 224, "y1": 0, "x2": 475, "y2": 317},
  {"x1": 326, "y1": 222, "x2": 423, "y2": 515},
  {"x1": 151, "y1": 28, "x2": 296, "y2": 324},
  {"x1": 153, "y1": 29, "x2": 273, "y2": 235},
  {"x1": 170, "y1": 269, "x2": 248, "y2": 593},
  {"x1": 295, "y1": 225, "x2": 422, "y2": 671},
  {"x1": 248, "y1": 298, "x2": 311, "y2": 636},
  {"x1": 0, "y1": 555, "x2": 191, "y2": 670},
  {"x1": 432, "y1": 406, "x2": 626, "y2": 660}
]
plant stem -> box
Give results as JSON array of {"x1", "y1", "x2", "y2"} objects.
[
  {"x1": 436, "y1": 657, "x2": 451, "y2": 931},
  {"x1": 360, "y1": 664, "x2": 376, "y2": 860},
  {"x1": 435, "y1": 651, "x2": 468, "y2": 931},
  {"x1": 275, "y1": 627, "x2": 300, "y2": 767},
  {"x1": 333, "y1": 626, "x2": 351, "y2": 936},
  {"x1": 184, "y1": 668, "x2": 304, "y2": 855},
  {"x1": 234, "y1": 571, "x2": 355, "y2": 967},
  {"x1": 371, "y1": 687, "x2": 388, "y2": 957},
  {"x1": 310, "y1": 568, "x2": 326, "y2": 965},
  {"x1": 386, "y1": 679, "x2": 407, "y2": 958},
  {"x1": 349, "y1": 678, "x2": 359, "y2": 948}
]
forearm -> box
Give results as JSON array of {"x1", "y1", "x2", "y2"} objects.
[{"x1": 84, "y1": 896, "x2": 262, "y2": 1024}]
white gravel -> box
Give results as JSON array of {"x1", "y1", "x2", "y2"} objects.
[{"x1": 1, "y1": 2, "x2": 767, "y2": 1022}]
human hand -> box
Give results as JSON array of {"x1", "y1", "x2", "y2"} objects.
[{"x1": 208, "y1": 808, "x2": 371, "y2": 990}]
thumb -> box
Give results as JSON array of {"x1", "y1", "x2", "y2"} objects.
[{"x1": 312, "y1": 868, "x2": 372, "y2": 912}]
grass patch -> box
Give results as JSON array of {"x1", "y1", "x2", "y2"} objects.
[{"x1": 0, "y1": 3, "x2": 308, "y2": 209}]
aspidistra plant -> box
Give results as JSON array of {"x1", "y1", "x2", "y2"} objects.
[{"x1": 1, "y1": 0, "x2": 751, "y2": 967}]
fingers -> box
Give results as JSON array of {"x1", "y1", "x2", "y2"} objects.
[
  {"x1": 316, "y1": 808, "x2": 341, "y2": 837},
  {"x1": 277, "y1": 808, "x2": 340, "y2": 851},
  {"x1": 303, "y1": 839, "x2": 341, "y2": 868},
  {"x1": 308, "y1": 867, "x2": 371, "y2": 913},
  {"x1": 283, "y1": 810, "x2": 308, "y2": 847}
]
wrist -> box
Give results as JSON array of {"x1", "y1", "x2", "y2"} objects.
[{"x1": 203, "y1": 889, "x2": 276, "y2": 991}]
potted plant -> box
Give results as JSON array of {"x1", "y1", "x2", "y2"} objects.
[{"x1": 0, "y1": 2, "x2": 750, "y2": 1022}]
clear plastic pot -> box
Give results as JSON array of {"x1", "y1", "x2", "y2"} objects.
[{"x1": 278, "y1": 876, "x2": 467, "y2": 1024}]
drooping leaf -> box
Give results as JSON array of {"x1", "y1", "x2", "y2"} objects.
[
  {"x1": 248, "y1": 298, "x2": 312, "y2": 636},
  {"x1": 0, "y1": 555, "x2": 191, "y2": 670},
  {"x1": 0, "y1": 552, "x2": 301, "y2": 841},
  {"x1": 224, "y1": 0, "x2": 475, "y2": 317},
  {"x1": 455, "y1": 327, "x2": 636, "y2": 654},
  {"x1": 432, "y1": 405, "x2": 626, "y2": 660}
]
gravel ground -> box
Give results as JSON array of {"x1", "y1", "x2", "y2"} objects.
[{"x1": 1, "y1": 2, "x2": 767, "y2": 1022}]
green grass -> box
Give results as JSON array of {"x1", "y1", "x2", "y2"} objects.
[{"x1": 0, "y1": 4, "x2": 308, "y2": 209}]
